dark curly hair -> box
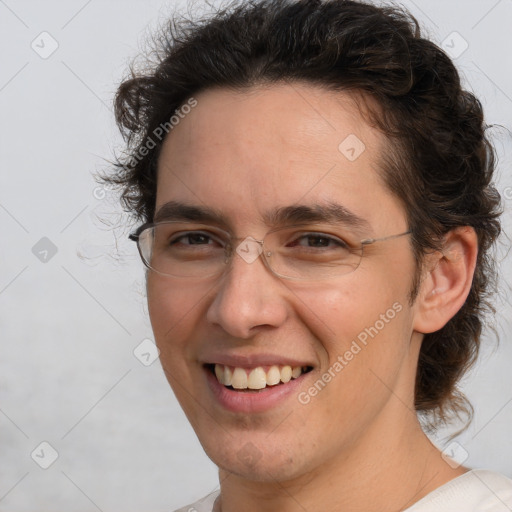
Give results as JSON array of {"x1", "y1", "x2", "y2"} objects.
[{"x1": 100, "y1": 0, "x2": 502, "y2": 429}]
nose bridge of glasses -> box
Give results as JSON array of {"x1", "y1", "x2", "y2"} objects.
[{"x1": 233, "y1": 236, "x2": 266, "y2": 265}]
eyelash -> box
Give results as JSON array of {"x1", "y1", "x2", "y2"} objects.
[
  {"x1": 170, "y1": 231, "x2": 223, "y2": 246},
  {"x1": 286, "y1": 233, "x2": 346, "y2": 250}
]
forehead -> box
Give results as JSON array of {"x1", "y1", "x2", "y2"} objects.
[{"x1": 155, "y1": 83, "x2": 405, "y2": 233}]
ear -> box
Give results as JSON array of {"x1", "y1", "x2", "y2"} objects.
[{"x1": 413, "y1": 227, "x2": 478, "y2": 334}]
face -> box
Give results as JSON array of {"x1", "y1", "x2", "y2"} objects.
[{"x1": 147, "y1": 83, "x2": 420, "y2": 482}]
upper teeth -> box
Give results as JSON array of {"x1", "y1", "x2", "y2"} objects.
[{"x1": 214, "y1": 364, "x2": 305, "y2": 390}]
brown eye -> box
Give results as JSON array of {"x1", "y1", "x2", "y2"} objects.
[
  {"x1": 288, "y1": 233, "x2": 349, "y2": 250},
  {"x1": 171, "y1": 232, "x2": 215, "y2": 246}
]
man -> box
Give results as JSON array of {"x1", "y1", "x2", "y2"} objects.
[{"x1": 103, "y1": 0, "x2": 511, "y2": 510}]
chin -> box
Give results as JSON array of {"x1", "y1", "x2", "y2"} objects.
[{"x1": 199, "y1": 431, "x2": 313, "y2": 482}]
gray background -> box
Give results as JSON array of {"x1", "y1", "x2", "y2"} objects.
[{"x1": 0, "y1": 0, "x2": 511, "y2": 510}]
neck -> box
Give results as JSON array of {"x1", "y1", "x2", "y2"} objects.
[{"x1": 215, "y1": 410, "x2": 467, "y2": 512}]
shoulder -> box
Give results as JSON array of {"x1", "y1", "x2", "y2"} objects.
[
  {"x1": 171, "y1": 473, "x2": 512, "y2": 512},
  {"x1": 406, "y1": 469, "x2": 512, "y2": 512},
  {"x1": 171, "y1": 490, "x2": 220, "y2": 512}
]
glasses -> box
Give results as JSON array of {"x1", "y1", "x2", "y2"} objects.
[{"x1": 129, "y1": 221, "x2": 411, "y2": 281}]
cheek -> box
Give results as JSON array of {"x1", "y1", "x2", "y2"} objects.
[
  {"x1": 146, "y1": 277, "x2": 215, "y2": 421},
  {"x1": 290, "y1": 279, "x2": 413, "y2": 437},
  {"x1": 146, "y1": 277, "x2": 208, "y2": 359},
  {"x1": 291, "y1": 270, "x2": 407, "y2": 345},
  {"x1": 292, "y1": 269, "x2": 413, "y2": 396}
]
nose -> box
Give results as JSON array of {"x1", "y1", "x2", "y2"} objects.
[{"x1": 205, "y1": 246, "x2": 289, "y2": 339}]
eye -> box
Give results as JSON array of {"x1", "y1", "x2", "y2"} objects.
[
  {"x1": 172, "y1": 232, "x2": 213, "y2": 245},
  {"x1": 287, "y1": 232, "x2": 350, "y2": 250},
  {"x1": 169, "y1": 230, "x2": 225, "y2": 247}
]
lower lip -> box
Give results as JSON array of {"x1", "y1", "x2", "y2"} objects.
[{"x1": 204, "y1": 367, "x2": 309, "y2": 413}]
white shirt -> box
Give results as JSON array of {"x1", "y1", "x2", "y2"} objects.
[{"x1": 173, "y1": 469, "x2": 512, "y2": 512}]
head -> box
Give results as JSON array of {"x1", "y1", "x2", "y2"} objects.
[{"x1": 103, "y1": 0, "x2": 501, "y2": 481}]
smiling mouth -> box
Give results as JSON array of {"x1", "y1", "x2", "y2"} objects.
[{"x1": 205, "y1": 363, "x2": 313, "y2": 392}]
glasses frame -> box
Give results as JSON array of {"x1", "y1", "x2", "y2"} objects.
[{"x1": 129, "y1": 221, "x2": 412, "y2": 280}]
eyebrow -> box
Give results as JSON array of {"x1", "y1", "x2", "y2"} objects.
[
  {"x1": 153, "y1": 201, "x2": 230, "y2": 225},
  {"x1": 153, "y1": 200, "x2": 372, "y2": 234}
]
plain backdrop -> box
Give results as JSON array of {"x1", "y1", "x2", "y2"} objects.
[{"x1": 1, "y1": 0, "x2": 511, "y2": 510}]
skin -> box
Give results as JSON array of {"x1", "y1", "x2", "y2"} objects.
[{"x1": 146, "y1": 83, "x2": 478, "y2": 511}]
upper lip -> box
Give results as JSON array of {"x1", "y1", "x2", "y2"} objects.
[{"x1": 201, "y1": 352, "x2": 315, "y2": 369}]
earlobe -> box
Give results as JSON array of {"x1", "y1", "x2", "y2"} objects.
[{"x1": 413, "y1": 227, "x2": 478, "y2": 334}]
